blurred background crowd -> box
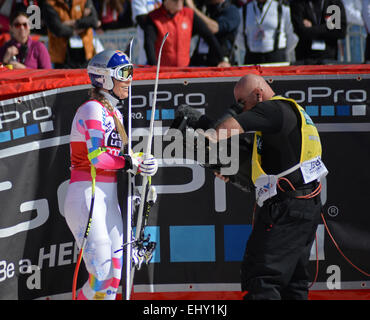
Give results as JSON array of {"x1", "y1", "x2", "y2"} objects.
[{"x1": 0, "y1": 0, "x2": 368, "y2": 69}]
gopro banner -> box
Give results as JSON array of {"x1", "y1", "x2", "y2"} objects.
[{"x1": 0, "y1": 75, "x2": 369, "y2": 300}]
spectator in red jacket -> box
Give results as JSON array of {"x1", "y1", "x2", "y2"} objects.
[{"x1": 143, "y1": 0, "x2": 230, "y2": 67}]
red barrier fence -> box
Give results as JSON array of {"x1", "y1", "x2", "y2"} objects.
[{"x1": 1, "y1": 64, "x2": 370, "y2": 100}]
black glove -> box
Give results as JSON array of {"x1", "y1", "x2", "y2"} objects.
[{"x1": 169, "y1": 104, "x2": 214, "y2": 132}]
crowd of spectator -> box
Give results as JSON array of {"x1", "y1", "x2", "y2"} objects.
[{"x1": 0, "y1": 0, "x2": 368, "y2": 69}]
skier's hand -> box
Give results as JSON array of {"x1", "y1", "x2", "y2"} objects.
[
  {"x1": 139, "y1": 154, "x2": 158, "y2": 176},
  {"x1": 126, "y1": 152, "x2": 158, "y2": 176}
]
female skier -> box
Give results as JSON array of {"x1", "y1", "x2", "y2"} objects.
[{"x1": 64, "y1": 49, "x2": 158, "y2": 300}]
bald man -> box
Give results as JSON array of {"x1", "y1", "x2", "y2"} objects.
[{"x1": 214, "y1": 74, "x2": 328, "y2": 300}]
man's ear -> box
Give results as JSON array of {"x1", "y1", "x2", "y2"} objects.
[{"x1": 255, "y1": 87, "x2": 263, "y2": 102}]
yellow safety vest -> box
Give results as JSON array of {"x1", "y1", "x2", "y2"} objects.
[{"x1": 251, "y1": 96, "x2": 328, "y2": 206}]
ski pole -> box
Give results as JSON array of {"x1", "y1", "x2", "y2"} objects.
[
  {"x1": 72, "y1": 165, "x2": 96, "y2": 300},
  {"x1": 125, "y1": 36, "x2": 134, "y2": 301}
]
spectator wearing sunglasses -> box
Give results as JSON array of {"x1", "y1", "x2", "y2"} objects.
[{"x1": 0, "y1": 11, "x2": 52, "y2": 69}]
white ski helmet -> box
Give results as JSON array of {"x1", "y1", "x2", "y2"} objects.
[{"x1": 87, "y1": 49, "x2": 133, "y2": 91}]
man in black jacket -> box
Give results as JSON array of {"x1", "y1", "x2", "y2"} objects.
[
  {"x1": 186, "y1": 0, "x2": 240, "y2": 66},
  {"x1": 290, "y1": 0, "x2": 347, "y2": 65}
]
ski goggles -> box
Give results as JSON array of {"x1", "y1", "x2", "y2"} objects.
[{"x1": 111, "y1": 64, "x2": 134, "y2": 81}]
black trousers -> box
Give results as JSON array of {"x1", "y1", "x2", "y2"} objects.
[
  {"x1": 244, "y1": 48, "x2": 287, "y2": 65},
  {"x1": 241, "y1": 194, "x2": 321, "y2": 300}
]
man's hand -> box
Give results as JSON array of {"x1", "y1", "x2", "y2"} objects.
[
  {"x1": 185, "y1": 0, "x2": 195, "y2": 9},
  {"x1": 185, "y1": 0, "x2": 219, "y2": 34},
  {"x1": 303, "y1": 19, "x2": 312, "y2": 28},
  {"x1": 217, "y1": 60, "x2": 231, "y2": 68},
  {"x1": 63, "y1": 19, "x2": 76, "y2": 27},
  {"x1": 84, "y1": 7, "x2": 91, "y2": 16},
  {"x1": 214, "y1": 171, "x2": 229, "y2": 183}
]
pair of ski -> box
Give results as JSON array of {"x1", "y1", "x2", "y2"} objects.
[{"x1": 124, "y1": 32, "x2": 169, "y2": 300}]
